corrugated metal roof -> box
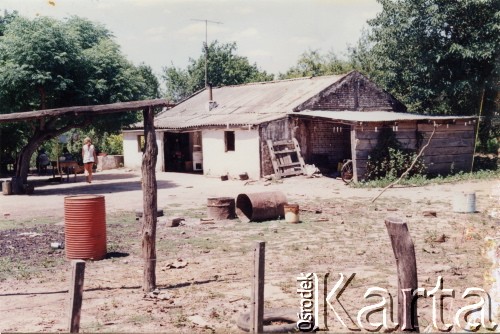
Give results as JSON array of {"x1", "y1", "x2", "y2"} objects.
[
  {"x1": 295, "y1": 110, "x2": 477, "y2": 122},
  {"x1": 150, "y1": 74, "x2": 347, "y2": 129}
]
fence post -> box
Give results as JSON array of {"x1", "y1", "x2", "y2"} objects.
[
  {"x1": 68, "y1": 259, "x2": 86, "y2": 333},
  {"x1": 251, "y1": 241, "x2": 265, "y2": 333},
  {"x1": 385, "y1": 217, "x2": 419, "y2": 332}
]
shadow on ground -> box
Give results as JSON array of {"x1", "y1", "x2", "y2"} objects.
[{"x1": 26, "y1": 173, "x2": 178, "y2": 196}]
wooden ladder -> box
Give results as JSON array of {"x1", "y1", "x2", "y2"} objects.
[{"x1": 266, "y1": 138, "x2": 306, "y2": 179}]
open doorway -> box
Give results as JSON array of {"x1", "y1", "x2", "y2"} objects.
[
  {"x1": 308, "y1": 121, "x2": 351, "y2": 172},
  {"x1": 164, "y1": 131, "x2": 202, "y2": 172}
]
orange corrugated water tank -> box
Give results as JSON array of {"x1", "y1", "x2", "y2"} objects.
[{"x1": 64, "y1": 195, "x2": 107, "y2": 260}]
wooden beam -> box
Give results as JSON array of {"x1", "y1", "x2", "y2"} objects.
[
  {"x1": 385, "y1": 218, "x2": 419, "y2": 332},
  {"x1": 68, "y1": 260, "x2": 86, "y2": 333},
  {"x1": 0, "y1": 99, "x2": 174, "y2": 123},
  {"x1": 141, "y1": 106, "x2": 158, "y2": 292}
]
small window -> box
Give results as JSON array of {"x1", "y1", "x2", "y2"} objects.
[
  {"x1": 137, "y1": 135, "x2": 145, "y2": 152},
  {"x1": 225, "y1": 131, "x2": 235, "y2": 152}
]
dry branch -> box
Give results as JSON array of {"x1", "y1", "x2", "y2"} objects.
[{"x1": 371, "y1": 125, "x2": 437, "y2": 203}]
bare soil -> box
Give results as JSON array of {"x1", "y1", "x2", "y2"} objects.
[{"x1": 0, "y1": 169, "x2": 498, "y2": 333}]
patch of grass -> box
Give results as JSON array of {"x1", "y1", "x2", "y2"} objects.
[
  {"x1": 173, "y1": 309, "x2": 189, "y2": 328},
  {"x1": 353, "y1": 169, "x2": 500, "y2": 188},
  {"x1": 184, "y1": 236, "x2": 218, "y2": 251},
  {"x1": 163, "y1": 206, "x2": 206, "y2": 219},
  {"x1": 0, "y1": 217, "x2": 58, "y2": 231},
  {"x1": 0, "y1": 258, "x2": 34, "y2": 281},
  {"x1": 128, "y1": 313, "x2": 155, "y2": 325}
]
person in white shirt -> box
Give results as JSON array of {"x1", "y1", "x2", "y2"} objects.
[{"x1": 82, "y1": 137, "x2": 97, "y2": 183}]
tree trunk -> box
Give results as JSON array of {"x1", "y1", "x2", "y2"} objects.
[
  {"x1": 141, "y1": 106, "x2": 158, "y2": 292},
  {"x1": 13, "y1": 118, "x2": 87, "y2": 193},
  {"x1": 13, "y1": 134, "x2": 45, "y2": 193}
]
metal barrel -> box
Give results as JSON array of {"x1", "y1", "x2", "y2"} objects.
[
  {"x1": 452, "y1": 192, "x2": 476, "y2": 213},
  {"x1": 207, "y1": 197, "x2": 236, "y2": 220},
  {"x1": 236, "y1": 191, "x2": 287, "y2": 222},
  {"x1": 64, "y1": 195, "x2": 107, "y2": 260}
]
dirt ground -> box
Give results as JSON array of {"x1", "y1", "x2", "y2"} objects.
[{"x1": 0, "y1": 169, "x2": 499, "y2": 333}]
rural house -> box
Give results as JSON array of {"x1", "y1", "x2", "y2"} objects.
[{"x1": 122, "y1": 71, "x2": 477, "y2": 182}]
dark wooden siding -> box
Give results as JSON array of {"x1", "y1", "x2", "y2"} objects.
[
  {"x1": 352, "y1": 122, "x2": 418, "y2": 180},
  {"x1": 418, "y1": 123, "x2": 475, "y2": 175},
  {"x1": 351, "y1": 121, "x2": 476, "y2": 181},
  {"x1": 295, "y1": 71, "x2": 407, "y2": 112}
]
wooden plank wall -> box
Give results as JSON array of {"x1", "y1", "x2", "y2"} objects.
[
  {"x1": 418, "y1": 122, "x2": 475, "y2": 174},
  {"x1": 259, "y1": 118, "x2": 291, "y2": 176},
  {"x1": 352, "y1": 122, "x2": 418, "y2": 180},
  {"x1": 352, "y1": 121, "x2": 476, "y2": 181}
]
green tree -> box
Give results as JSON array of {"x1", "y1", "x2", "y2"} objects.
[
  {"x1": 354, "y1": 0, "x2": 499, "y2": 148},
  {"x1": 279, "y1": 49, "x2": 354, "y2": 79},
  {"x1": 0, "y1": 15, "x2": 159, "y2": 185},
  {"x1": 0, "y1": 10, "x2": 17, "y2": 36},
  {"x1": 162, "y1": 41, "x2": 273, "y2": 102}
]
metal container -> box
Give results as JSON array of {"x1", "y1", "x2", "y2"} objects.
[
  {"x1": 64, "y1": 195, "x2": 107, "y2": 260},
  {"x1": 2, "y1": 181, "x2": 12, "y2": 195},
  {"x1": 207, "y1": 197, "x2": 236, "y2": 220},
  {"x1": 284, "y1": 204, "x2": 300, "y2": 223},
  {"x1": 236, "y1": 191, "x2": 287, "y2": 223},
  {"x1": 452, "y1": 192, "x2": 476, "y2": 213}
]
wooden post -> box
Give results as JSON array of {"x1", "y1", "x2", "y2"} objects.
[
  {"x1": 385, "y1": 217, "x2": 419, "y2": 332},
  {"x1": 251, "y1": 241, "x2": 265, "y2": 333},
  {"x1": 142, "y1": 106, "x2": 158, "y2": 292},
  {"x1": 68, "y1": 260, "x2": 85, "y2": 333},
  {"x1": 350, "y1": 127, "x2": 358, "y2": 182}
]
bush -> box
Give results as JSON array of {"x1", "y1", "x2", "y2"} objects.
[
  {"x1": 101, "y1": 134, "x2": 123, "y2": 155},
  {"x1": 366, "y1": 147, "x2": 426, "y2": 181},
  {"x1": 365, "y1": 127, "x2": 426, "y2": 181}
]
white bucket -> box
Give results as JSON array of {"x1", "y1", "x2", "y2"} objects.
[{"x1": 453, "y1": 192, "x2": 476, "y2": 213}]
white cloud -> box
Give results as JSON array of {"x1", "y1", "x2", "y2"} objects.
[
  {"x1": 289, "y1": 36, "x2": 320, "y2": 46},
  {"x1": 247, "y1": 49, "x2": 272, "y2": 57},
  {"x1": 124, "y1": 0, "x2": 169, "y2": 7},
  {"x1": 231, "y1": 27, "x2": 259, "y2": 40},
  {"x1": 176, "y1": 22, "x2": 227, "y2": 38}
]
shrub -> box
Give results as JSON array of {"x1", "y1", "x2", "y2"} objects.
[{"x1": 365, "y1": 126, "x2": 426, "y2": 181}]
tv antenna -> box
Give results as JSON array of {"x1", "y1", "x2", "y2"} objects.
[{"x1": 191, "y1": 19, "x2": 223, "y2": 88}]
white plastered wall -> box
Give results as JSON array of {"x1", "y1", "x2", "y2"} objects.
[
  {"x1": 201, "y1": 128, "x2": 260, "y2": 179},
  {"x1": 122, "y1": 130, "x2": 164, "y2": 172}
]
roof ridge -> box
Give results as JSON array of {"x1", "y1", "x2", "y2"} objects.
[{"x1": 212, "y1": 73, "x2": 349, "y2": 89}]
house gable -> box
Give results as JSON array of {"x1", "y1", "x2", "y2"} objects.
[{"x1": 293, "y1": 71, "x2": 406, "y2": 112}]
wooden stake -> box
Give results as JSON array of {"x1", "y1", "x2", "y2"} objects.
[
  {"x1": 251, "y1": 241, "x2": 265, "y2": 333},
  {"x1": 385, "y1": 218, "x2": 419, "y2": 332},
  {"x1": 142, "y1": 106, "x2": 158, "y2": 292},
  {"x1": 68, "y1": 260, "x2": 85, "y2": 333}
]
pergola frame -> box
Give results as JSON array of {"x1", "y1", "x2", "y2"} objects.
[{"x1": 0, "y1": 98, "x2": 175, "y2": 292}]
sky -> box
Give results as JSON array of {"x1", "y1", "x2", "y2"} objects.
[{"x1": 2, "y1": 0, "x2": 382, "y2": 79}]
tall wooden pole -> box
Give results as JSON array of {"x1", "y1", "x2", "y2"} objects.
[
  {"x1": 142, "y1": 106, "x2": 158, "y2": 292},
  {"x1": 385, "y1": 217, "x2": 419, "y2": 332}
]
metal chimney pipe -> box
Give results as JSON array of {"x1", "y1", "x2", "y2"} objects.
[{"x1": 208, "y1": 84, "x2": 213, "y2": 101}]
